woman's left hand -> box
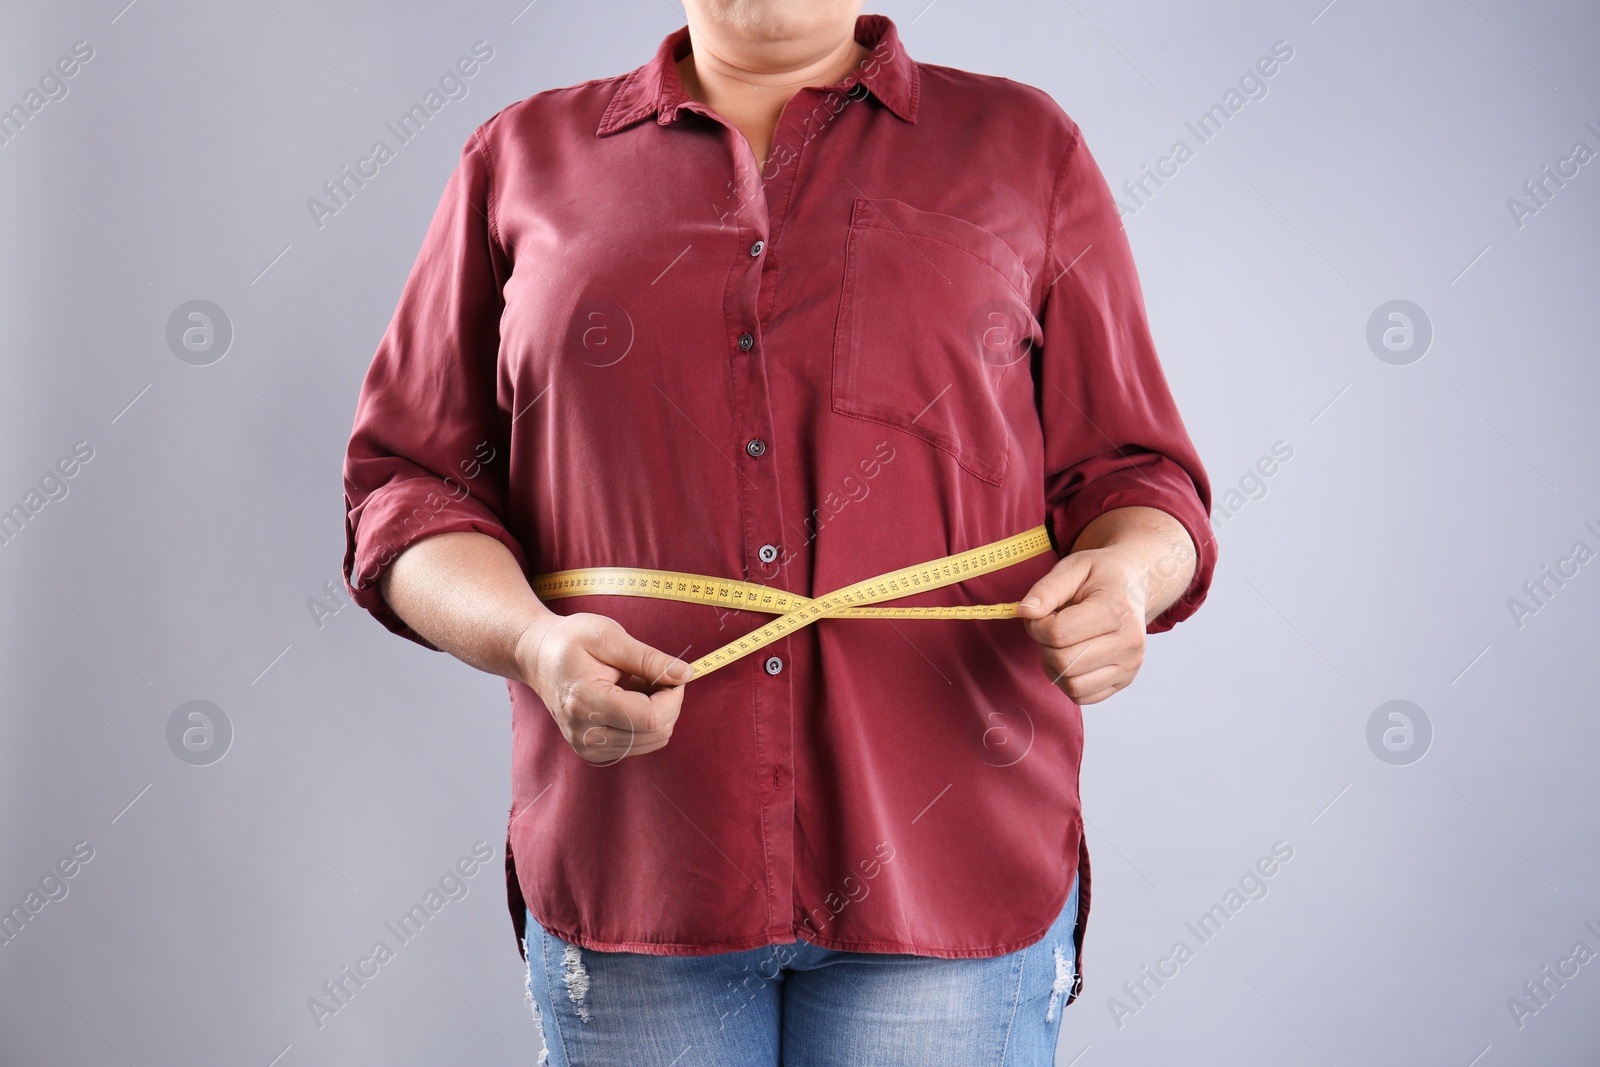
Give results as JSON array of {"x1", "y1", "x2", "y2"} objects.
[
  {"x1": 1015, "y1": 546, "x2": 1153, "y2": 705},
  {"x1": 1013, "y1": 506, "x2": 1197, "y2": 705}
]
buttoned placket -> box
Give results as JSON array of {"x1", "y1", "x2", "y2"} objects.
[{"x1": 673, "y1": 79, "x2": 860, "y2": 942}]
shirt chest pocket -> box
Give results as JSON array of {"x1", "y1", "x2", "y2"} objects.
[{"x1": 830, "y1": 196, "x2": 1038, "y2": 487}]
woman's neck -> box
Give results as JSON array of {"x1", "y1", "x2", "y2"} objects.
[{"x1": 676, "y1": 20, "x2": 869, "y2": 169}]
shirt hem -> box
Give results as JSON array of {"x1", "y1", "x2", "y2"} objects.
[
  {"x1": 794, "y1": 927, "x2": 1058, "y2": 960},
  {"x1": 530, "y1": 922, "x2": 791, "y2": 957},
  {"x1": 509, "y1": 823, "x2": 1091, "y2": 966},
  {"x1": 523, "y1": 920, "x2": 1070, "y2": 960},
  {"x1": 515, "y1": 863, "x2": 1088, "y2": 962}
]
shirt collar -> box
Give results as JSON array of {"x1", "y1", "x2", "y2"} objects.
[{"x1": 597, "y1": 13, "x2": 919, "y2": 137}]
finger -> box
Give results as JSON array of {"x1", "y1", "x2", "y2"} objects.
[
  {"x1": 572, "y1": 723, "x2": 671, "y2": 764},
  {"x1": 1016, "y1": 553, "x2": 1092, "y2": 620},
  {"x1": 1068, "y1": 677, "x2": 1129, "y2": 706},
  {"x1": 617, "y1": 667, "x2": 697, "y2": 696},
  {"x1": 573, "y1": 675, "x2": 683, "y2": 735},
  {"x1": 618, "y1": 672, "x2": 668, "y2": 695},
  {"x1": 1041, "y1": 627, "x2": 1121, "y2": 674},
  {"x1": 1047, "y1": 662, "x2": 1129, "y2": 704},
  {"x1": 1023, "y1": 592, "x2": 1126, "y2": 650},
  {"x1": 580, "y1": 687, "x2": 685, "y2": 758},
  {"x1": 572, "y1": 675, "x2": 659, "y2": 735},
  {"x1": 592, "y1": 625, "x2": 693, "y2": 686}
]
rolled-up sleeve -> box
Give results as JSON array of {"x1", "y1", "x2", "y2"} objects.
[
  {"x1": 1034, "y1": 124, "x2": 1217, "y2": 633},
  {"x1": 340, "y1": 126, "x2": 528, "y2": 649}
]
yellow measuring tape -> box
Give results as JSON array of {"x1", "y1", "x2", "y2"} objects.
[{"x1": 530, "y1": 524, "x2": 1055, "y2": 680}]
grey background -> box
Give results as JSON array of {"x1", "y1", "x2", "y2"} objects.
[{"x1": 2, "y1": 0, "x2": 1597, "y2": 1064}]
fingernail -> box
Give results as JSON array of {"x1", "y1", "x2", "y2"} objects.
[{"x1": 1020, "y1": 596, "x2": 1041, "y2": 609}]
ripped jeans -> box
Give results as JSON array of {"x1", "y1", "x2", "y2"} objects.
[{"x1": 521, "y1": 871, "x2": 1079, "y2": 1067}]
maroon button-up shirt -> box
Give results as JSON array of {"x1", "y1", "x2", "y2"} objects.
[{"x1": 341, "y1": 14, "x2": 1216, "y2": 1007}]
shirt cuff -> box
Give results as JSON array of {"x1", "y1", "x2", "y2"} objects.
[
  {"x1": 1046, "y1": 459, "x2": 1217, "y2": 634},
  {"x1": 342, "y1": 478, "x2": 530, "y2": 650}
]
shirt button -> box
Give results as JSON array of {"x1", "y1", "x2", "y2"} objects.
[
  {"x1": 764, "y1": 656, "x2": 783, "y2": 675},
  {"x1": 758, "y1": 544, "x2": 778, "y2": 563},
  {"x1": 738, "y1": 332, "x2": 755, "y2": 352},
  {"x1": 750, "y1": 240, "x2": 765, "y2": 256},
  {"x1": 746, "y1": 438, "x2": 767, "y2": 458}
]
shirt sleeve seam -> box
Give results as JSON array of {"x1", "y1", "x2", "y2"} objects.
[
  {"x1": 1037, "y1": 122, "x2": 1085, "y2": 311},
  {"x1": 473, "y1": 122, "x2": 506, "y2": 258}
]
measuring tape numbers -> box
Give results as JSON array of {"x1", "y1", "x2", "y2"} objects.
[{"x1": 530, "y1": 524, "x2": 1055, "y2": 680}]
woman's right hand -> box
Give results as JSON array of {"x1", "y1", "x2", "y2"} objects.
[{"x1": 513, "y1": 612, "x2": 693, "y2": 764}]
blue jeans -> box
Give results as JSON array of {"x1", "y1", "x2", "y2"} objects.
[{"x1": 521, "y1": 872, "x2": 1079, "y2": 1066}]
